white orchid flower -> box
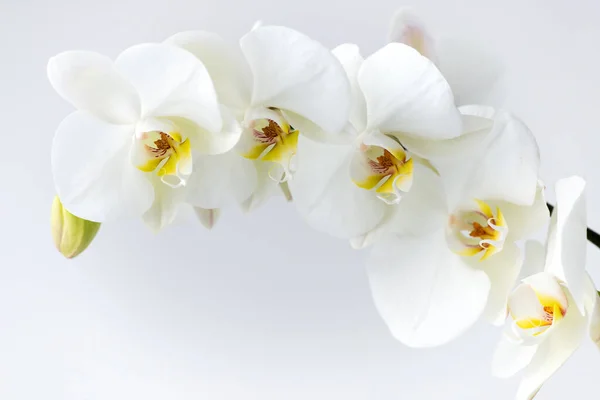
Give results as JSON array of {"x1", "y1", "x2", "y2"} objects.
[
  {"x1": 48, "y1": 43, "x2": 238, "y2": 230},
  {"x1": 366, "y1": 106, "x2": 548, "y2": 347},
  {"x1": 389, "y1": 8, "x2": 504, "y2": 106},
  {"x1": 492, "y1": 176, "x2": 600, "y2": 400},
  {"x1": 290, "y1": 42, "x2": 490, "y2": 244},
  {"x1": 166, "y1": 25, "x2": 351, "y2": 217}
]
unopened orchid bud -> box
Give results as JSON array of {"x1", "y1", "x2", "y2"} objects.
[
  {"x1": 51, "y1": 196, "x2": 101, "y2": 258},
  {"x1": 194, "y1": 207, "x2": 220, "y2": 230}
]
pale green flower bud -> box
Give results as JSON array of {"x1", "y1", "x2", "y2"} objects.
[{"x1": 51, "y1": 196, "x2": 101, "y2": 258}]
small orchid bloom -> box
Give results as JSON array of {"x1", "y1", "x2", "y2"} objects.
[
  {"x1": 389, "y1": 8, "x2": 504, "y2": 106},
  {"x1": 48, "y1": 43, "x2": 237, "y2": 230},
  {"x1": 367, "y1": 106, "x2": 548, "y2": 347},
  {"x1": 492, "y1": 176, "x2": 600, "y2": 400},
  {"x1": 166, "y1": 25, "x2": 351, "y2": 217},
  {"x1": 290, "y1": 42, "x2": 490, "y2": 243}
]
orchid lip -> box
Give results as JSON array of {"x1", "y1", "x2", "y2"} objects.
[
  {"x1": 134, "y1": 128, "x2": 192, "y2": 187},
  {"x1": 351, "y1": 136, "x2": 414, "y2": 203},
  {"x1": 240, "y1": 108, "x2": 299, "y2": 177},
  {"x1": 508, "y1": 277, "x2": 569, "y2": 340},
  {"x1": 449, "y1": 200, "x2": 509, "y2": 260}
]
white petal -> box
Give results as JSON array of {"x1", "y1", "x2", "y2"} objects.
[
  {"x1": 358, "y1": 43, "x2": 462, "y2": 139},
  {"x1": 52, "y1": 111, "x2": 153, "y2": 222},
  {"x1": 347, "y1": 160, "x2": 444, "y2": 249},
  {"x1": 545, "y1": 176, "x2": 587, "y2": 314},
  {"x1": 240, "y1": 26, "x2": 351, "y2": 136},
  {"x1": 348, "y1": 207, "x2": 396, "y2": 250},
  {"x1": 165, "y1": 31, "x2": 252, "y2": 114},
  {"x1": 332, "y1": 43, "x2": 367, "y2": 132},
  {"x1": 516, "y1": 290, "x2": 587, "y2": 400},
  {"x1": 385, "y1": 162, "x2": 448, "y2": 236},
  {"x1": 584, "y1": 275, "x2": 600, "y2": 348},
  {"x1": 520, "y1": 240, "x2": 547, "y2": 280},
  {"x1": 396, "y1": 113, "x2": 492, "y2": 161},
  {"x1": 240, "y1": 160, "x2": 281, "y2": 213},
  {"x1": 388, "y1": 8, "x2": 436, "y2": 60},
  {"x1": 279, "y1": 111, "x2": 358, "y2": 145},
  {"x1": 47, "y1": 51, "x2": 140, "y2": 124},
  {"x1": 367, "y1": 229, "x2": 490, "y2": 347},
  {"x1": 498, "y1": 183, "x2": 550, "y2": 241},
  {"x1": 194, "y1": 207, "x2": 221, "y2": 230},
  {"x1": 186, "y1": 151, "x2": 257, "y2": 210},
  {"x1": 460, "y1": 106, "x2": 540, "y2": 206},
  {"x1": 492, "y1": 334, "x2": 538, "y2": 379},
  {"x1": 482, "y1": 241, "x2": 523, "y2": 325},
  {"x1": 168, "y1": 106, "x2": 242, "y2": 156},
  {"x1": 290, "y1": 135, "x2": 386, "y2": 239},
  {"x1": 115, "y1": 43, "x2": 222, "y2": 134},
  {"x1": 142, "y1": 176, "x2": 186, "y2": 231}
]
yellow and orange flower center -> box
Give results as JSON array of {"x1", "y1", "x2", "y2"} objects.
[
  {"x1": 511, "y1": 292, "x2": 566, "y2": 337},
  {"x1": 238, "y1": 111, "x2": 299, "y2": 182},
  {"x1": 135, "y1": 130, "x2": 192, "y2": 188},
  {"x1": 352, "y1": 144, "x2": 414, "y2": 205},
  {"x1": 449, "y1": 200, "x2": 508, "y2": 261}
]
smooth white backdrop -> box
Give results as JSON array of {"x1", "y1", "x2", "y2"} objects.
[{"x1": 1, "y1": 0, "x2": 600, "y2": 398}]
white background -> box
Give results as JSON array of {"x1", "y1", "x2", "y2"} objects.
[{"x1": 2, "y1": 0, "x2": 600, "y2": 398}]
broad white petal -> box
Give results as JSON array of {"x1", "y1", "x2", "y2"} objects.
[
  {"x1": 397, "y1": 113, "x2": 492, "y2": 161},
  {"x1": 498, "y1": 183, "x2": 549, "y2": 242},
  {"x1": 349, "y1": 207, "x2": 397, "y2": 249},
  {"x1": 388, "y1": 8, "x2": 436, "y2": 60},
  {"x1": 516, "y1": 290, "x2": 587, "y2": 400},
  {"x1": 460, "y1": 106, "x2": 540, "y2": 206},
  {"x1": 358, "y1": 43, "x2": 461, "y2": 139},
  {"x1": 291, "y1": 135, "x2": 386, "y2": 239},
  {"x1": 241, "y1": 26, "x2": 351, "y2": 136},
  {"x1": 142, "y1": 175, "x2": 186, "y2": 231},
  {"x1": 545, "y1": 176, "x2": 587, "y2": 314},
  {"x1": 186, "y1": 151, "x2": 257, "y2": 209},
  {"x1": 47, "y1": 51, "x2": 140, "y2": 124},
  {"x1": 52, "y1": 111, "x2": 153, "y2": 222},
  {"x1": 492, "y1": 334, "x2": 538, "y2": 379},
  {"x1": 367, "y1": 229, "x2": 490, "y2": 347},
  {"x1": 520, "y1": 240, "x2": 547, "y2": 280},
  {"x1": 194, "y1": 207, "x2": 221, "y2": 230},
  {"x1": 385, "y1": 162, "x2": 448, "y2": 236},
  {"x1": 168, "y1": 106, "x2": 242, "y2": 156},
  {"x1": 482, "y1": 241, "x2": 523, "y2": 325},
  {"x1": 279, "y1": 111, "x2": 358, "y2": 145},
  {"x1": 332, "y1": 43, "x2": 367, "y2": 132},
  {"x1": 115, "y1": 43, "x2": 222, "y2": 133},
  {"x1": 240, "y1": 160, "x2": 281, "y2": 213},
  {"x1": 166, "y1": 31, "x2": 252, "y2": 114}
]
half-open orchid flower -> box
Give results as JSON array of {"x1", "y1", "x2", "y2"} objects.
[
  {"x1": 366, "y1": 106, "x2": 548, "y2": 347},
  {"x1": 166, "y1": 25, "x2": 351, "y2": 218},
  {"x1": 493, "y1": 176, "x2": 600, "y2": 400},
  {"x1": 389, "y1": 8, "x2": 504, "y2": 106},
  {"x1": 48, "y1": 43, "x2": 238, "y2": 230},
  {"x1": 290, "y1": 42, "x2": 491, "y2": 244}
]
